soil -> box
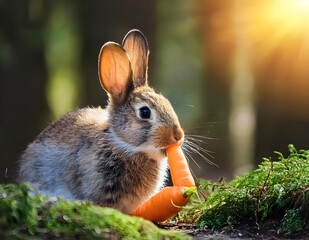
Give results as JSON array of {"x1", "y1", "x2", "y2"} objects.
[{"x1": 158, "y1": 222, "x2": 309, "y2": 240}]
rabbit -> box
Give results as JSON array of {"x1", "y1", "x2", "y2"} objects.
[{"x1": 19, "y1": 29, "x2": 184, "y2": 214}]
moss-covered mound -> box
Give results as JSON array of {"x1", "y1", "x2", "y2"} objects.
[
  {"x1": 184, "y1": 145, "x2": 309, "y2": 236},
  {"x1": 0, "y1": 184, "x2": 189, "y2": 240}
]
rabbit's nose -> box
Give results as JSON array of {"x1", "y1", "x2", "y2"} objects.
[{"x1": 172, "y1": 125, "x2": 184, "y2": 144}]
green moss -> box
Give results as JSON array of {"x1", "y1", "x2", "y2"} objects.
[
  {"x1": 0, "y1": 184, "x2": 190, "y2": 240},
  {"x1": 281, "y1": 209, "x2": 304, "y2": 235},
  {"x1": 3, "y1": 145, "x2": 308, "y2": 238},
  {"x1": 180, "y1": 145, "x2": 309, "y2": 235}
]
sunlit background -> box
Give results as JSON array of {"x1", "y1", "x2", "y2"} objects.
[{"x1": 1, "y1": 0, "x2": 309, "y2": 183}]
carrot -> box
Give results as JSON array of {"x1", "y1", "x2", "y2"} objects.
[
  {"x1": 130, "y1": 186, "x2": 193, "y2": 222},
  {"x1": 167, "y1": 145, "x2": 195, "y2": 187},
  {"x1": 130, "y1": 145, "x2": 196, "y2": 222}
]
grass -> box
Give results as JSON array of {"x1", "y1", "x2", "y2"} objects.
[{"x1": 178, "y1": 144, "x2": 309, "y2": 236}]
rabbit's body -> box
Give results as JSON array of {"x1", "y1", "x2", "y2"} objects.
[
  {"x1": 19, "y1": 30, "x2": 184, "y2": 214},
  {"x1": 20, "y1": 107, "x2": 168, "y2": 213}
]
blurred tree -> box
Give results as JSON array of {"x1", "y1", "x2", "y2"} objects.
[
  {"x1": 45, "y1": 0, "x2": 82, "y2": 117},
  {"x1": 156, "y1": 0, "x2": 203, "y2": 126},
  {"x1": 198, "y1": 0, "x2": 309, "y2": 179},
  {"x1": 241, "y1": 0, "x2": 309, "y2": 163},
  {"x1": 229, "y1": 0, "x2": 256, "y2": 175},
  {"x1": 0, "y1": 0, "x2": 49, "y2": 183},
  {"x1": 198, "y1": 0, "x2": 235, "y2": 179}
]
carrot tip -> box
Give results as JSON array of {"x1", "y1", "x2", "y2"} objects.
[{"x1": 181, "y1": 186, "x2": 197, "y2": 198}]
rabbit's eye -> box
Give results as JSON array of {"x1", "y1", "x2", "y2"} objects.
[{"x1": 139, "y1": 106, "x2": 151, "y2": 119}]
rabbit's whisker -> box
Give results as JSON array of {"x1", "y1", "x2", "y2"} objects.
[
  {"x1": 184, "y1": 138, "x2": 215, "y2": 158},
  {"x1": 186, "y1": 134, "x2": 218, "y2": 141},
  {"x1": 183, "y1": 137, "x2": 218, "y2": 168},
  {"x1": 182, "y1": 148, "x2": 202, "y2": 169},
  {"x1": 183, "y1": 152, "x2": 199, "y2": 181}
]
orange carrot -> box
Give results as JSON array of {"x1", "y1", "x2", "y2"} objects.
[
  {"x1": 131, "y1": 145, "x2": 196, "y2": 222},
  {"x1": 131, "y1": 186, "x2": 191, "y2": 222},
  {"x1": 167, "y1": 145, "x2": 195, "y2": 187}
]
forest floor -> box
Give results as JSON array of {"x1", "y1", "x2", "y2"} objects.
[{"x1": 159, "y1": 221, "x2": 309, "y2": 240}]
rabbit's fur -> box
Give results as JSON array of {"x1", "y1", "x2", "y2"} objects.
[{"x1": 19, "y1": 30, "x2": 184, "y2": 214}]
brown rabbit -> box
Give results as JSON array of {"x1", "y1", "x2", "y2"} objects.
[{"x1": 19, "y1": 30, "x2": 184, "y2": 214}]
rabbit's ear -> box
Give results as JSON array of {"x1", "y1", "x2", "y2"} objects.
[
  {"x1": 122, "y1": 29, "x2": 149, "y2": 87},
  {"x1": 98, "y1": 42, "x2": 133, "y2": 105}
]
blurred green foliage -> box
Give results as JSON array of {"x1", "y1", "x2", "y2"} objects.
[
  {"x1": 45, "y1": 2, "x2": 82, "y2": 117},
  {"x1": 156, "y1": 0, "x2": 204, "y2": 127}
]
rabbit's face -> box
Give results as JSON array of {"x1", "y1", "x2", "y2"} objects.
[
  {"x1": 98, "y1": 30, "x2": 183, "y2": 160},
  {"x1": 109, "y1": 86, "x2": 183, "y2": 158}
]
